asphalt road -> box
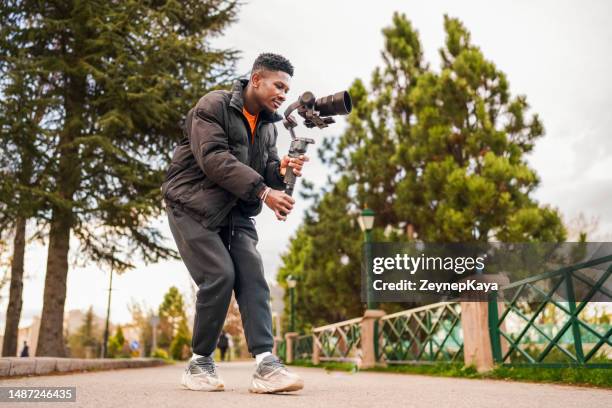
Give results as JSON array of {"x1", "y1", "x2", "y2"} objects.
[{"x1": 1, "y1": 361, "x2": 610, "y2": 408}]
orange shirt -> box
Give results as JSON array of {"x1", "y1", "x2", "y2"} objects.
[{"x1": 242, "y1": 107, "x2": 259, "y2": 144}]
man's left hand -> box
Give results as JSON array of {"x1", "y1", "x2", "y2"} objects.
[{"x1": 280, "y1": 154, "x2": 309, "y2": 177}]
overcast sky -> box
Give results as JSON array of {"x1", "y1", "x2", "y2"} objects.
[{"x1": 2, "y1": 0, "x2": 611, "y2": 329}]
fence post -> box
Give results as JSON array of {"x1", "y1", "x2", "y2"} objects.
[
  {"x1": 460, "y1": 274, "x2": 509, "y2": 372},
  {"x1": 312, "y1": 333, "x2": 320, "y2": 365},
  {"x1": 460, "y1": 301, "x2": 495, "y2": 372},
  {"x1": 284, "y1": 332, "x2": 298, "y2": 364},
  {"x1": 272, "y1": 336, "x2": 282, "y2": 357},
  {"x1": 359, "y1": 309, "x2": 386, "y2": 369}
]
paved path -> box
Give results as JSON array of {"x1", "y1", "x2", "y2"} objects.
[{"x1": 1, "y1": 361, "x2": 610, "y2": 408}]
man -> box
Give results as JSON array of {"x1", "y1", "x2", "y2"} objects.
[
  {"x1": 20, "y1": 341, "x2": 29, "y2": 357},
  {"x1": 217, "y1": 330, "x2": 229, "y2": 361},
  {"x1": 162, "y1": 53, "x2": 307, "y2": 393}
]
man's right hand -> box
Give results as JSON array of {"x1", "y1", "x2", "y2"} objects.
[{"x1": 264, "y1": 189, "x2": 295, "y2": 221}]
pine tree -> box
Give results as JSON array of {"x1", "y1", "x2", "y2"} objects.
[
  {"x1": 0, "y1": 238, "x2": 10, "y2": 301},
  {"x1": 392, "y1": 16, "x2": 565, "y2": 242},
  {"x1": 107, "y1": 325, "x2": 127, "y2": 358},
  {"x1": 278, "y1": 181, "x2": 365, "y2": 330},
  {"x1": 67, "y1": 306, "x2": 101, "y2": 357},
  {"x1": 280, "y1": 13, "x2": 566, "y2": 328},
  {"x1": 169, "y1": 319, "x2": 191, "y2": 360},
  {"x1": 1, "y1": 217, "x2": 26, "y2": 357},
  {"x1": 0, "y1": 43, "x2": 52, "y2": 356},
  {"x1": 115, "y1": 325, "x2": 125, "y2": 347},
  {"x1": 0, "y1": 1, "x2": 239, "y2": 356},
  {"x1": 128, "y1": 301, "x2": 154, "y2": 356},
  {"x1": 158, "y1": 286, "x2": 188, "y2": 350}
]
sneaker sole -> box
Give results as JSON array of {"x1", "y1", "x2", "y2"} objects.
[
  {"x1": 249, "y1": 378, "x2": 304, "y2": 394},
  {"x1": 181, "y1": 373, "x2": 225, "y2": 392}
]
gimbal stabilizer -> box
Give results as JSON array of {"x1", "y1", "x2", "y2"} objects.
[{"x1": 282, "y1": 91, "x2": 352, "y2": 196}]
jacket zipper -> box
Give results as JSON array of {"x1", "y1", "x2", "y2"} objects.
[
  {"x1": 204, "y1": 110, "x2": 263, "y2": 227},
  {"x1": 255, "y1": 120, "x2": 266, "y2": 173},
  {"x1": 239, "y1": 109, "x2": 267, "y2": 173}
]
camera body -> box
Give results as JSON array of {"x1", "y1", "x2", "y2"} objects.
[
  {"x1": 281, "y1": 91, "x2": 352, "y2": 196},
  {"x1": 283, "y1": 91, "x2": 352, "y2": 130}
]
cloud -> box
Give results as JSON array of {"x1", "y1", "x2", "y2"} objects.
[{"x1": 4, "y1": 1, "x2": 610, "y2": 324}]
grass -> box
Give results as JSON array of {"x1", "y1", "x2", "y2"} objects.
[
  {"x1": 290, "y1": 359, "x2": 358, "y2": 372},
  {"x1": 288, "y1": 360, "x2": 612, "y2": 388},
  {"x1": 486, "y1": 365, "x2": 612, "y2": 388}
]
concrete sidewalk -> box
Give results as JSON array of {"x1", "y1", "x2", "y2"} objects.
[
  {"x1": 0, "y1": 361, "x2": 610, "y2": 408},
  {"x1": 0, "y1": 357, "x2": 166, "y2": 377}
]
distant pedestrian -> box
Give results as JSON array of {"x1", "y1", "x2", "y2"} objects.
[
  {"x1": 20, "y1": 341, "x2": 29, "y2": 357},
  {"x1": 227, "y1": 335, "x2": 234, "y2": 362},
  {"x1": 217, "y1": 331, "x2": 229, "y2": 361}
]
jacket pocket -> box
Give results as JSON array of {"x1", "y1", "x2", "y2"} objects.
[{"x1": 179, "y1": 185, "x2": 233, "y2": 227}]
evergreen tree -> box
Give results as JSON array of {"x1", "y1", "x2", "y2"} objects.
[
  {"x1": 0, "y1": 237, "x2": 10, "y2": 301},
  {"x1": 115, "y1": 325, "x2": 125, "y2": 346},
  {"x1": 158, "y1": 286, "x2": 188, "y2": 350},
  {"x1": 0, "y1": 36, "x2": 52, "y2": 356},
  {"x1": 67, "y1": 306, "x2": 101, "y2": 357},
  {"x1": 392, "y1": 16, "x2": 565, "y2": 242},
  {"x1": 0, "y1": 1, "x2": 239, "y2": 356},
  {"x1": 107, "y1": 325, "x2": 126, "y2": 358},
  {"x1": 169, "y1": 319, "x2": 191, "y2": 360},
  {"x1": 279, "y1": 13, "x2": 566, "y2": 329},
  {"x1": 78, "y1": 307, "x2": 100, "y2": 349},
  {"x1": 128, "y1": 301, "x2": 154, "y2": 357},
  {"x1": 1, "y1": 217, "x2": 26, "y2": 357},
  {"x1": 278, "y1": 181, "x2": 365, "y2": 330}
]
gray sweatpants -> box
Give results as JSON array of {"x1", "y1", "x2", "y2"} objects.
[{"x1": 166, "y1": 205, "x2": 274, "y2": 357}]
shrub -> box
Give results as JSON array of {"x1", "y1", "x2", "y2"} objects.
[{"x1": 151, "y1": 348, "x2": 169, "y2": 360}]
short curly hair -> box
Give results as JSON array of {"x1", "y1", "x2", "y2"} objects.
[{"x1": 252, "y1": 53, "x2": 294, "y2": 77}]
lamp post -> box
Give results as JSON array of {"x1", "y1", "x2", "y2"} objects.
[
  {"x1": 150, "y1": 315, "x2": 159, "y2": 356},
  {"x1": 101, "y1": 257, "x2": 114, "y2": 358},
  {"x1": 286, "y1": 275, "x2": 297, "y2": 333},
  {"x1": 358, "y1": 208, "x2": 376, "y2": 310}
]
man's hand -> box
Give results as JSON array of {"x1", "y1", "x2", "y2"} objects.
[
  {"x1": 263, "y1": 189, "x2": 295, "y2": 221},
  {"x1": 280, "y1": 154, "x2": 309, "y2": 177}
]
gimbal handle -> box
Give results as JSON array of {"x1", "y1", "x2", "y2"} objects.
[{"x1": 283, "y1": 137, "x2": 314, "y2": 196}]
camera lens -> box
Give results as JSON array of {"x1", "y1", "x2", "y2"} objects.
[
  {"x1": 299, "y1": 91, "x2": 316, "y2": 107},
  {"x1": 314, "y1": 91, "x2": 352, "y2": 116}
]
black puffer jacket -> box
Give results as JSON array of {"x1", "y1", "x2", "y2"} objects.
[{"x1": 162, "y1": 79, "x2": 286, "y2": 227}]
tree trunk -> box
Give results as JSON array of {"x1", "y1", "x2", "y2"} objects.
[
  {"x1": 36, "y1": 68, "x2": 83, "y2": 356},
  {"x1": 2, "y1": 217, "x2": 26, "y2": 357},
  {"x1": 36, "y1": 210, "x2": 71, "y2": 356}
]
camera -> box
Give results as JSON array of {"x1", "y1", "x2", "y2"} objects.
[{"x1": 281, "y1": 90, "x2": 352, "y2": 196}]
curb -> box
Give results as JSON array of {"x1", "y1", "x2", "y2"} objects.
[{"x1": 0, "y1": 357, "x2": 167, "y2": 378}]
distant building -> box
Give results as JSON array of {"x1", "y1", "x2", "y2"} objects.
[
  {"x1": 0, "y1": 316, "x2": 41, "y2": 357},
  {"x1": 0, "y1": 309, "x2": 108, "y2": 356}
]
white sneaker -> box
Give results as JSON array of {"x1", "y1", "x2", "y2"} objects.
[
  {"x1": 249, "y1": 355, "x2": 304, "y2": 394},
  {"x1": 181, "y1": 355, "x2": 225, "y2": 391}
]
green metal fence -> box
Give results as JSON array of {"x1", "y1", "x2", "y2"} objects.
[
  {"x1": 313, "y1": 317, "x2": 362, "y2": 363},
  {"x1": 488, "y1": 255, "x2": 612, "y2": 368},
  {"x1": 377, "y1": 302, "x2": 463, "y2": 364},
  {"x1": 293, "y1": 334, "x2": 313, "y2": 361},
  {"x1": 277, "y1": 339, "x2": 287, "y2": 361}
]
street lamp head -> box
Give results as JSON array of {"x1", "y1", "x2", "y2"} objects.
[
  {"x1": 286, "y1": 275, "x2": 297, "y2": 288},
  {"x1": 340, "y1": 254, "x2": 350, "y2": 265},
  {"x1": 358, "y1": 208, "x2": 375, "y2": 232}
]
